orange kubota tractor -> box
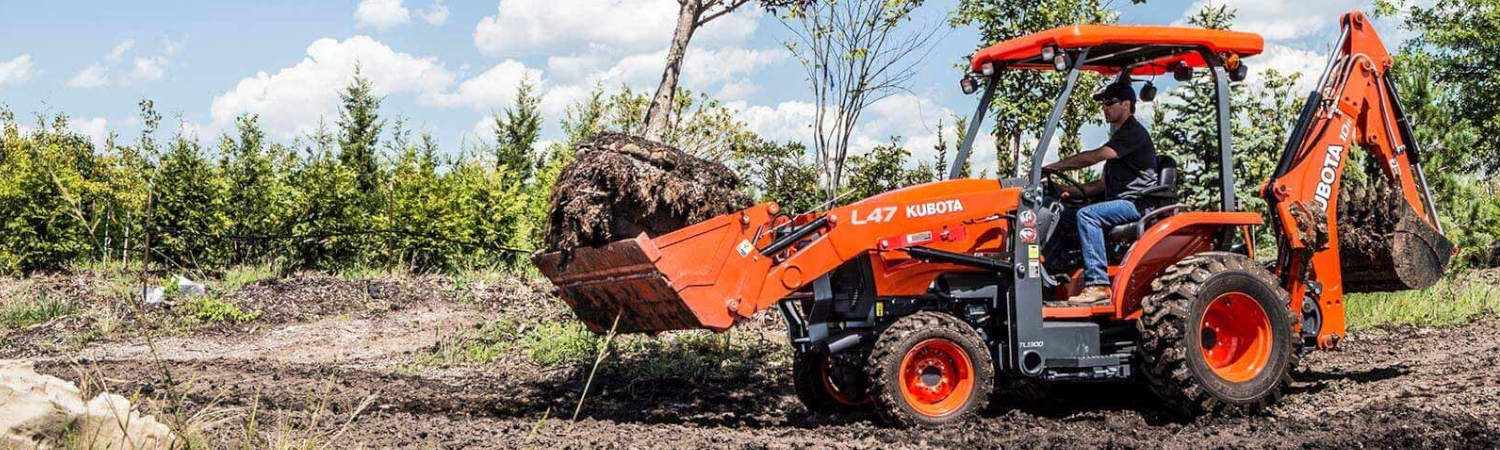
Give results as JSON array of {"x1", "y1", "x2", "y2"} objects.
[{"x1": 533, "y1": 11, "x2": 1452, "y2": 427}]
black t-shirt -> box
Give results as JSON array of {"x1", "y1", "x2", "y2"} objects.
[{"x1": 1102, "y1": 116, "x2": 1158, "y2": 200}]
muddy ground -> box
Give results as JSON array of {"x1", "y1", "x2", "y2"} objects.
[{"x1": 7, "y1": 273, "x2": 1500, "y2": 449}]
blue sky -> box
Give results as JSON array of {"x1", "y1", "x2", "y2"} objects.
[{"x1": 0, "y1": 0, "x2": 1394, "y2": 168}]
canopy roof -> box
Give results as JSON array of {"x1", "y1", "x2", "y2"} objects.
[{"x1": 969, "y1": 25, "x2": 1264, "y2": 76}]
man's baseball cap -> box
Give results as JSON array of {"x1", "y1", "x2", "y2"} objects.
[{"x1": 1092, "y1": 82, "x2": 1136, "y2": 103}]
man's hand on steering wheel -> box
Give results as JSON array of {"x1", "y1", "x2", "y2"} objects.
[{"x1": 1042, "y1": 168, "x2": 1090, "y2": 205}]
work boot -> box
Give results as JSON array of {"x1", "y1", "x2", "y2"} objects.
[{"x1": 1064, "y1": 285, "x2": 1110, "y2": 306}]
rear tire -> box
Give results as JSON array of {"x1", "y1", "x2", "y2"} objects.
[
  {"x1": 867, "y1": 311, "x2": 993, "y2": 427},
  {"x1": 793, "y1": 350, "x2": 869, "y2": 413},
  {"x1": 1138, "y1": 251, "x2": 1295, "y2": 415}
]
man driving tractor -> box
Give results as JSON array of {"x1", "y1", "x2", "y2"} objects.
[{"x1": 1042, "y1": 80, "x2": 1159, "y2": 305}]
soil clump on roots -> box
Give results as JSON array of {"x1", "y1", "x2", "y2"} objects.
[{"x1": 544, "y1": 133, "x2": 753, "y2": 256}]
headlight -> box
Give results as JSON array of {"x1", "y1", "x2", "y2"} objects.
[{"x1": 960, "y1": 76, "x2": 980, "y2": 95}]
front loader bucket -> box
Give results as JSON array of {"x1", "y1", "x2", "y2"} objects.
[{"x1": 532, "y1": 207, "x2": 772, "y2": 334}]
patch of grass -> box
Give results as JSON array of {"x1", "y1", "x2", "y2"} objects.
[
  {"x1": 404, "y1": 314, "x2": 787, "y2": 384},
  {"x1": 179, "y1": 297, "x2": 262, "y2": 325},
  {"x1": 334, "y1": 263, "x2": 411, "y2": 281},
  {"x1": 449, "y1": 268, "x2": 509, "y2": 290},
  {"x1": 402, "y1": 319, "x2": 527, "y2": 372},
  {"x1": 0, "y1": 294, "x2": 79, "y2": 329},
  {"x1": 403, "y1": 318, "x2": 608, "y2": 370},
  {"x1": 219, "y1": 263, "x2": 279, "y2": 293},
  {"x1": 1346, "y1": 278, "x2": 1500, "y2": 329},
  {"x1": 611, "y1": 330, "x2": 786, "y2": 382},
  {"x1": 525, "y1": 321, "x2": 603, "y2": 367}
]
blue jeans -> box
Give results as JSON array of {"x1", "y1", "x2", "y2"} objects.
[{"x1": 1065, "y1": 200, "x2": 1140, "y2": 286}]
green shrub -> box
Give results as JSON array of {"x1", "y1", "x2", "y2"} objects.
[
  {"x1": 1346, "y1": 278, "x2": 1500, "y2": 329},
  {"x1": 0, "y1": 294, "x2": 78, "y2": 330},
  {"x1": 179, "y1": 297, "x2": 261, "y2": 325}
]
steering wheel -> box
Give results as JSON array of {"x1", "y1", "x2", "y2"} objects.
[{"x1": 1042, "y1": 169, "x2": 1089, "y2": 206}]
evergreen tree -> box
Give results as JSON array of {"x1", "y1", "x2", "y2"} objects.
[
  {"x1": 493, "y1": 75, "x2": 543, "y2": 180},
  {"x1": 152, "y1": 131, "x2": 230, "y2": 268},
  {"x1": 338, "y1": 67, "x2": 385, "y2": 195},
  {"x1": 219, "y1": 114, "x2": 290, "y2": 263},
  {"x1": 933, "y1": 118, "x2": 949, "y2": 180}
]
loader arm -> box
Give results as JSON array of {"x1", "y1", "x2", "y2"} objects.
[{"x1": 1263, "y1": 12, "x2": 1453, "y2": 348}]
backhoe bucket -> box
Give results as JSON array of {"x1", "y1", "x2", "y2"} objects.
[
  {"x1": 1338, "y1": 182, "x2": 1454, "y2": 292},
  {"x1": 1340, "y1": 201, "x2": 1453, "y2": 292},
  {"x1": 531, "y1": 206, "x2": 772, "y2": 334}
]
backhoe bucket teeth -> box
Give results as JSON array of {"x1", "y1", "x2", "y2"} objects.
[{"x1": 532, "y1": 207, "x2": 770, "y2": 334}]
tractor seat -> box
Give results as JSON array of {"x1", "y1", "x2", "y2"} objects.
[{"x1": 1107, "y1": 155, "x2": 1182, "y2": 243}]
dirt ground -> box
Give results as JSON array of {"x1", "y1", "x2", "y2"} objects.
[{"x1": 9, "y1": 274, "x2": 1500, "y2": 449}]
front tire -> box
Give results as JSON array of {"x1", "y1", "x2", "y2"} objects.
[
  {"x1": 1138, "y1": 252, "x2": 1295, "y2": 415},
  {"x1": 793, "y1": 350, "x2": 869, "y2": 413},
  {"x1": 867, "y1": 312, "x2": 993, "y2": 427}
]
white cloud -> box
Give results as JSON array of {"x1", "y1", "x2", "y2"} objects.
[
  {"x1": 733, "y1": 100, "x2": 816, "y2": 144},
  {"x1": 546, "y1": 53, "x2": 611, "y2": 84},
  {"x1": 716, "y1": 80, "x2": 757, "y2": 101},
  {"x1": 1177, "y1": 0, "x2": 1363, "y2": 41},
  {"x1": 1251, "y1": 43, "x2": 1322, "y2": 90},
  {"x1": 537, "y1": 83, "x2": 595, "y2": 123},
  {"x1": 67, "y1": 38, "x2": 179, "y2": 88},
  {"x1": 132, "y1": 56, "x2": 167, "y2": 81},
  {"x1": 355, "y1": 0, "x2": 412, "y2": 31},
  {"x1": 473, "y1": 0, "x2": 759, "y2": 56},
  {"x1": 730, "y1": 93, "x2": 973, "y2": 171},
  {"x1": 163, "y1": 37, "x2": 185, "y2": 56},
  {"x1": 0, "y1": 54, "x2": 35, "y2": 88},
  {"x1": 107, "y1": 40, "x2": 135, "y2": 62},
  {"x1": 570, "y1": 46, "x2": 784, "y2": 93},
  {"x1": 67, "y1": 63, "x2": 109, "y2": 88},
  {"x1": 419, "y1": 0, "x2": 449, "y2": 25},
  {"x1": 70, "y1": 117, "x2": 110, "y2": 149},
  {"x1": 851, "y1": 93, "x2": 957, "y2": 164},
  {"x1": 426, "y1": 59, "x2": 542, "y2": 111},
  {"x1": 210, "y1": 36, "x2": 457, "y2": 138}
]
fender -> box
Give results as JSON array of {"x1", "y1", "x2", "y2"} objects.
[{"x1": 1110, "y1": 211, "x2": 1263, "y2": 319}]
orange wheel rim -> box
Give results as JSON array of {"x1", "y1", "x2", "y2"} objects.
[
  {"x1": 897, "y1": 338, "x2": 974, "y2": 418},
  {"x1": 1198, "y1": 292, "x2": 1273, "y2": 383}
]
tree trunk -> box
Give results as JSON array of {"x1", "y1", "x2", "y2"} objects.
[{"x1": 643, "y1": 0, "x2": 704, "y2": 141}]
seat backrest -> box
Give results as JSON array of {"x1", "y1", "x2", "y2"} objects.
[{"x1": 1156, "y1": 155, "x2": 1178, "y2": 190}]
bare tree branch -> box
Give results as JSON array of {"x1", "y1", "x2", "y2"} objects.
[{"x1": 781, "y1": 0, "x2": 940, "y2": 202}]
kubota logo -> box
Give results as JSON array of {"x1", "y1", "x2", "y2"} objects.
[
  {"x1": 906, "y1": 199, "x2": 964, "y2": 218},
  {"x1": 1313, "y1": 120, "x2": 1353, "y2": 211}
]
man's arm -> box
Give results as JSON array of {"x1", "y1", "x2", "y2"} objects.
[{"x1": 1043, "y1": 145, "x2": 1119, "y2": 172}]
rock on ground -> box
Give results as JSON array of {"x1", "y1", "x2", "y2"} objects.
[
  {"x1": 0, "y1": 360, "x2": 177, "y2": 449},
  {"x1": 544, "y1": 133, "x2": 753, "y2": 255}
]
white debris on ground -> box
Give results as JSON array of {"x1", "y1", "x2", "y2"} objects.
[
  {"x1": 173, "y1": 276, "x2": 206, "y2": 298},
  {"x1": 141, "y1": 275, "x2": 207, "y2": 305},
  {"x1": 0, "y1": 360, "x2": 177, "y2": 449}
]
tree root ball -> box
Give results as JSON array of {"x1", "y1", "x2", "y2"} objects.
[
  {"x1": 544, "y1": 133, "x2": 754, "y2": 255},
  {"x1": 1337, "y1": 175, "x2": 1453, "y2": 292}
]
